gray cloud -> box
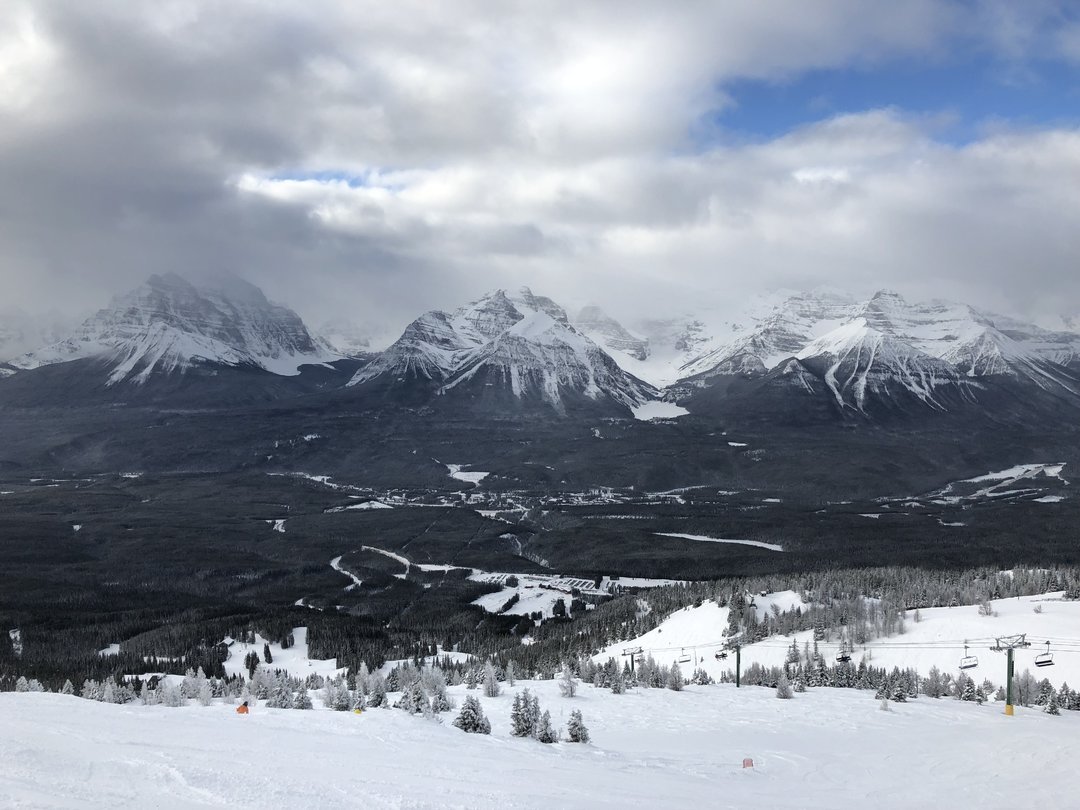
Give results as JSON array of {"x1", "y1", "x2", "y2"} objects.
[{"x1": 1, "y1": 1, "x2": 1078, "y2": 342}]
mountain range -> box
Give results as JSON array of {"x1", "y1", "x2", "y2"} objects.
[{"x1": 3, "y1": 274, "x2": 1080, "y2": 424}]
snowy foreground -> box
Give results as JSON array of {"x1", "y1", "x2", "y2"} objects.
[{"x1": 2, "y1": 681, "x2": 1077, "y2": 809}]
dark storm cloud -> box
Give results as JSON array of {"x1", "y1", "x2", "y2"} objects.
[{"x1": 1, "y1": 1, "x2": 1079, "y2": 340}]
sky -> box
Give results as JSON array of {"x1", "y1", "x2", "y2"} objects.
[{"x1": 2, "y1": 0, "x2": 1080, "y2": 339}]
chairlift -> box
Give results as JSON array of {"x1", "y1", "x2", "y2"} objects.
[
  {"x1": 959, "y1": 642, "x2": 978, "y2": 670},
  {"x1": 715, "y1": 651, "x2": 728, "y2": 661},
  {"x1": 1035, "y1": 641, "x2": 1055, "y2": 668},
  {"x1": 836, "y1": 648, "x2": 851, "y2": 663},
  {"x1": 677, "y1": 649, "x2": 692, "y2": 664}
]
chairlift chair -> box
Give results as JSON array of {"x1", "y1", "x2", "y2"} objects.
[
  {"x1": 836, "y1": 649, "x2": 851, "y2": 663},
  {"x1": 715, "y1": 651, "x2": 728, "y2": 661},
  {"x1": 1035, "y1": 641, "x2": 1055, "y2": 668},
  {"x1": 677, "y1": 649, "x2": 692, "y2": 664},
  {"x1": 959, "y1": 642, "x2": 978, "y2": 670}
]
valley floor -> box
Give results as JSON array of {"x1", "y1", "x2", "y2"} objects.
[{"x1": 2, "y1": 679, "x2": 1076, "y2": 809}]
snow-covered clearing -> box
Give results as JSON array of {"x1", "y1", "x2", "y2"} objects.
[
  {"x1": 221, "y1": 627, "x2": 344, "y2": 681},
  {"x1": 325, "y1": 500, "x2": 394, "y2": 512},
  {"x1": 601, "y1": 591, "x2": 1080, "y2": 689},
  {"x1": 656, "y1": 532, "x2": 784, "y2": 552},
  {"x1": 1035, "y1": 495, "x2": 1065, "y2": 503},
  {"x1": 444, "y1": 463, "x2": 490, "y2": 485},
  {"x1": 927, "y1": 462, "x2": 1069, "y2": 504},
  {"x1": 3, "y1": 678, "x2": 1078, "y2": 808},
  {"x1": 267, "y1": 519, "x2": 286, "y2": 532},
  {"x1": 630, "y1": 400, "x2": 689, "y2": 421},
  {"x1": 97, "y1": 643, "x2": 120, "y2": 657}
]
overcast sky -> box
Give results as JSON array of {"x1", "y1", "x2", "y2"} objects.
[{"x1": 3, "y1": 1, "x2": 1080, "y2": 337}]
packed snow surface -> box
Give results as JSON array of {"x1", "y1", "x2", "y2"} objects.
[
  {"x1": 445, "y1": 463, "x2": 490, "y2": 485},
  {"x1": 221, "y1": 627, "x2": 344, "y2": 681},
  {"x1": 3, "y1": 678, "x2": 1078, "y2": 809},
  {"x1": 656, "y1": 532, "x2": 784, "y2": 552},
  {"x1": 630, "y1": 400, "x2": 689, "y2": 420},
  {"x1": 602, "y1": 591, "x2": 1080, "y2": 690}
]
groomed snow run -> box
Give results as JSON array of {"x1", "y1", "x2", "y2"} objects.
[
  {"x1": 656, "y1": 532, "x2": 784, "y2": 552},
  {"x1": 630, "y1": 400, "x2": 689, "y2": 420},
  {"x1": 3, "y1": 679, "x2": 1078, "y2": 808}
]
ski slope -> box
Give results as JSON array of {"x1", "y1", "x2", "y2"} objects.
[
  {"x1": 600, "y1": 591, "x2": 1080, "y2": 688},
  {"x1": 2, "y1": 679, "x2": 1077, "y2": 809}
]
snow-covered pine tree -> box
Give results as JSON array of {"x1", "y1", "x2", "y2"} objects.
[
  {"x1": 505, "y1": 661, "x2": 517, "y2": 687},
  {"x1": 198, "y1": 677, "x2": 214, "y2": 707},
  {"x1": 666, "y1": 662, "x2": 684, "y2": 691},
  {"x1": 1047, "y1": 690, "x2": 1061, "y2": 715},
  {"x1": 60, "y1": 679, "x2": 74, "y2": 696},
  {"x1": 452, "y1": 695, "x2": 491, "y2": 734},
  {"x1": 465, "y1": 667, "x2": 478, "y2": 690},
  {"x1": 776, "y1": 672, "x2": 794, "y2": 699},
  {"x1": 394, "y1": 680, "x2": 429, "y2": 715},
  {"x1": 536, "y1": 710, "x2": 558, "y2": 743},
  {"x1": 14, "y1": 676, "x2": 28, "y2": 693},
  {"x1": 263, "y1": 642, "x2": 273, "y2": 664},
  {"x1": 558, "y1": 664, "x2": 578, "y2": 698},
  {"x1": 891, "y1": 680, "x2": 907, "y2": 703},
  {"x1": 294, "y1": 684, "x2": 313, "y2": 710},
  {"x1": 1036, "y1": 679, "x2": 1054, "y2": 707},
  {"x1": 482, "y1": 661, "x2": 501, "y2": 698},
  {"x1": 794, "y1": 677, "x2": 807, "y2": 693},
  {"x1": 366, "y1": 674, "x2": 389, "y2": 708},
  {"x1": 566, "y1": 709, "x2": 590, "y2": 743}
]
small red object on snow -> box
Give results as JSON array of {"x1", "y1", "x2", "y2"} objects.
[{"x1": 742, "y1": 758, "x2": 754, "y2": 769}]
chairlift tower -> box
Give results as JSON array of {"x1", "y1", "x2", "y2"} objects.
[{"x1": 991, "y1": 634, "x2": 1030, "y2": 716}]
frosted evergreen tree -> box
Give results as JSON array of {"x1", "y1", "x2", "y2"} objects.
[
  {"x1": 266, "y1": 674, "x2": 293, "y2": 709},
  {"x1": 102, "y1": 679, "x2": 118, "y2": 704},
  {"x1": 1046, "y1": 690, "x2": 1061, "y2": 716},
  {"x1": 891, "y1": 680, "x2": 907, "y2": 703},
  {"x1": 61, "y1": 679, "x2": 75, "y2": 696},
  {"x1": 960, "y1": 676, "x2": 977, "y2": 702},
  {"x1": 294, "y1": 684, "x2": 313, "y2": 710},
  {"x1": 610, "y1": 669, "x2": 626, "y2": 694},
  {"x1": 238, "y1": 684, "x2": 255, "y2": 709},
  {"x1": 198, "y1": 677, "x2": 214, "y2": 707},
  {"x1": 14, "y1": 676, "x2": 28, "y2": 693},
  {"x1": 505, "y1": 661, "x2": 517, "y2": 687},
  {"x1": 465, "y1": 667, "x2": 478, "y2": 690},
  {"x1": 1036, "y1": 679, "x2": 1054, "y2": 707},
  {"x1": 452, "y1": 695, "x2": 491, "y2": 734},
  {"x1": 558, "y1": 664, "x2": 578, "y2": 697},
  {"x1": 263, "y1": 642, "x2": 273, "y2": 664},
  {"x1": 366, "y1": 674, "x2": 389, "y2": 708},
  {"x1": 510, "y1": 689, "x2": 541, "y2": 737},
  {"x1": 356, "y1": 662, "x2": 371, "y2": 698},
  {"x1": 974, "y1": 686, "x2": 986, "y2": 706},
  {"x1": 666, "y1": 662, "x2": 684, "y2": 691},
  {"x1": 482, "y1": 661, "x2": 501, "y2": 697},
  {"x1": 535, "y1": 710, "x2": 558, "y2": 744},
  {"x1": 566, "y1": 709, "x2": 590, "y2": 743},
  {"x1": 394, "y1": 680, "x2": 429, "y2": 715},
  {"x1": 785, "y1": 640, "x2": 800, "y2": 666},
  {"x1": 161, "y1": 682, "x2": 185, "y2": 707},
  {"x1": 776, "y1": 672, "x2": 794, "y2": 699},
  {"x1": 995, "y1": 685, "x2": 1006, "y2": 702},
  {"x1": 794, "y1": 677, "x2": 807, "y2": 693},
  {"x1": 923, "y1": 666, "x2": 945, "y2": 698},
  {"x1": 142, "y1": 684, "x2": 160, "y2": 706}
]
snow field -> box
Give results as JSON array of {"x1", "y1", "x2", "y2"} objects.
[
  {"x1": 601, "y1": 591, "x2": 1080, "y2": 689},
  {"x1": 221, "y1": 627, "x2": 345, "y2": 681},
  {"x1": 3, "y1": 676, "x2": 1078, "y2": 809}
]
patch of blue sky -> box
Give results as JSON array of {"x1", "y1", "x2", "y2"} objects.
[
  {"x1": 700, "y1": 55, "x2": 1080, "y2": 147},
  {"x1": 268, "y1": 168, "x2": 405, "y2": 190}
]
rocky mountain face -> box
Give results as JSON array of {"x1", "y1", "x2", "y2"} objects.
[
  {"x1": 573, "y1": 306, "x2": 650, "y2": 361},
  {"x1": 9, "y1": 273, "x2": 338, "y2": 386},
  {"x1": 349, "y1": 288, "x2": 655, "y2": 414}
]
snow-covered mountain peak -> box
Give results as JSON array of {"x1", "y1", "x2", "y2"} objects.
[
  {"x1": 11, "y1": 274, "x2": 337, "y2": 384},
  {"x1": 351, "y1": 289, "x2": 655, "y2": 412},
  {"x1": 574, "y1": 306, "x2": 650, "y2": 362},
  {"x1": 795, "y1": 318, "x2": 967, "y2": 412}
]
